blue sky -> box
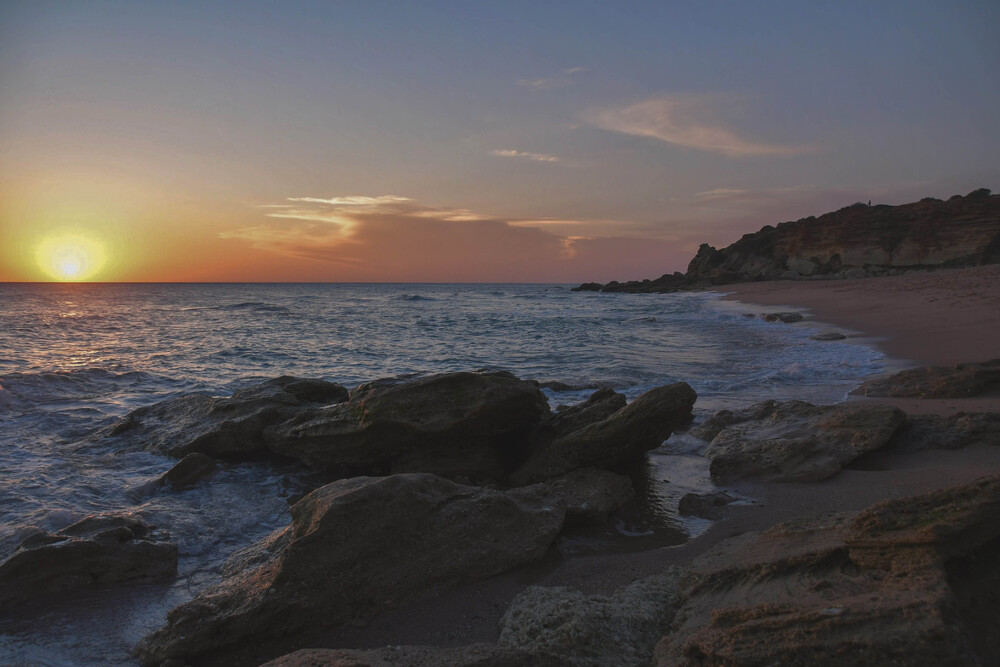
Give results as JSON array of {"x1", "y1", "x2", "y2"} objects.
[{"x1": 2, "y1": 1, "x2": 998, "y2": 281}]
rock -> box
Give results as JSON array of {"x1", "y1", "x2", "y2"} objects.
[
  {"x1": 843, "y1": 267, "x2": 869, "y2": 279},
  {"x1": 786, "y1": 258, "x2": 819, "y2": 276},
  {"x1": 104, "y1": 376, "x2": 349, "y2": 458},
  {"x1": 705, "y1": 401, "x2": 906, "y2": 482},
  {"x1": 262, "y1": 644, "x2": 572, "y2": 667},
  {"x1": 0, "y1": 512, "x2": 176, "y2": 610},
  {"x1": 677, "y1": 491, "x2": 738, "y2": 521},
  {"x1": 510, "y1": 383, "x2": 697, "y2": 485},
  {"x1": 689, "y1": 401, "x2": 780, "y2": 442},
  {"x1": 779, "y1": 270, "x2": 801, "y2": 280},
  {"x1": 543, "y1": 467, "x2": 634, "y2": 526},
  {"x1": 888, "y1": 412, "x2": 1000, "y2": 452},
  {"x1": 571, "y1": 282, "x2": 604, "y2": 292},
  {"x1": 264, "y1": 370, "x2": 550, "y2": 481},
  {"x1": 500, "y1": 572, "x2": 682, "y2": 667},
  {"x1": 762, "y1": 311, "x2": 804, "y2": 323},
  {"x1": 542, "y1": 388, "x2": 627, "y2": 442},
  {"x1": 654, "y1": 476, "x2": 1000, "y2": 665},
  {"x1": 858, "y1": 359, "x2": 1000, "y2": 398},
  {"x1": 156, "y1": 452, "x2": 220, "y2": 489},
  {"x1": 810, "y1": 331, "x2": 847, "y2": 341},
  {"x1": 136, "y1": 473, "x2": 566, "y2": 665}
]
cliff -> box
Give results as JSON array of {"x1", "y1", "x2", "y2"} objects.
[{"x1": 577, "y1": 189, "x2": 1000, "y2": 293}]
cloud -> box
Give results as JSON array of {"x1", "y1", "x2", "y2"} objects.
[
  {"x1": 220, "y1": 195, "x2": 688, "y2": 282},
  {"x1": 584, "y1": 95, "x2": 811, "y2": 157},
  {"x1": 490, "y1": 149, "x2": 561, "y2": 163},
  {"x1": 516, "y1": 67, "x2": 589, "y2": 90}
]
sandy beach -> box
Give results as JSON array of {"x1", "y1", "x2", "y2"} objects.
[{"x1": 202, "y1": 267, "x2": 1000, "y2": 666}]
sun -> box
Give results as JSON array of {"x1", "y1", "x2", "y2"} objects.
[{"x1": 36, "y1": 234, "x2": 107, "y2": 281}]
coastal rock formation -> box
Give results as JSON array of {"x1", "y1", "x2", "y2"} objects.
[
  {"x1": 499, "y1": 572, "x2": 682, "y2": 667},
  {"x1": 265, "y1": 370, "x2": 549, "y2": 480},
  {"x1": 858, "y1": 359, "x2": 1000, "y2": 398},
  {"x1": 136, "y1": 473, "x2": 565, "y2": 665},
  {"x1": 889, "y1": 412, "x2": 1000, "y2": 451},
  {"x1": 654, "y1": 475, "x2": 1000, "y2": 665},
  {"x1": 262, "y1": 645, "x2": 572, "y2": 667},
  {"x1": 677, "y1": 491, "x2": 739, "y2": 521},
  {"x1": 105, "y1": 375, "x2": 350, "y2": 458},
  {"x1": 576, "y1": 189, "x2": 1000, "y2": 292},
  {"x1": 703, "y1": 401, "x2": 906, "y2": 482},
  {"x1": 542, "y1": 467, "x2": 635, "y2": 526},
  {"x1": 510, "y1": 382, "x2": 697, "y2": 485},
  {"x1": 156, "y1": 452, "x2": 220, "y2": 489},
  {"x1": 0, "y1": 512, "x2": 176, "y2": 610}
]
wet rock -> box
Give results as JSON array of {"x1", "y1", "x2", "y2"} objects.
[
  {"x1": 264, "y1": 370, "x2": 550, "y2": 481},
  {"x1": 543, "y1": 467, "x2": 634, "y2": 526},
  {"x1": 0, "y1": 512, "x2": 176, "y2": 610},
  {"x1": 510, "y1": 383, "x2": 697, "y2": 485},
  {"x1": 156, "y1": 452, "x2": 220, "y2": 489},
  {"x1": 706, "y1": 401, "x2": 906, "y2": 482},
  {"x1": 810, "y1": 331, "x2": 847, "y2": 341},
  {"x1": 689, "y1": 400, "x2": 780, "y2": 442},
  {"x1": 543, "y1": 387, "x2": 627, "y2": 442},
  {"x1": 136, "y1": 473, "x2": 565, "y2": 665},
  {"x1": 500, "y1": 572, "x2": 682, "y2": 667},
  {"x1": 571, "y1": 282, "x2": 604, "y2": 292},
  {"x1": 678, "y1": 491, "x2": 738, "y2": 521},
  {"x1": 762, "y1": 311, "x2": 804, "y2": 323},
  {"x1": 262, "y1": 644, "x2": 572, "y2": 667},
  {"x1": 888, "y1": 412, "x2": 1000, "y2": 452},
  {"x1": 859, "y1": 359, "x2": 1000, "y2": 398},
  {"x1": 105, "y1": 376, "x2": 349, "y2": 458},
  {"x1": 654, "y1": 476, "x2": 1000, "y2": 665}
]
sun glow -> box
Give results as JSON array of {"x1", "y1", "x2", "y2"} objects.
[{"x1": 36, "y1": 234, "x2": 107, "y2": 281}]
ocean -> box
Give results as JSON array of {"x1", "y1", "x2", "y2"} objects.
[{"x1": 0, "y1": 282, "x2": 885, "y2": 665}]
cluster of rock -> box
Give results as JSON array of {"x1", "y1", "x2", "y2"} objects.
[
  {"x1": 575, "y1": 188, "x2": 1000, "y2": 293},
  {"x1": 225, "y1": 475, "x2": 1000, "y2": 666},
  {"x1": 858, "y1": 358, "x2": 1000, "y2": 399}
]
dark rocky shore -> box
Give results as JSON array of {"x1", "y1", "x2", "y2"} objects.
[
  {"x1": 574, "y1": 189, "x2": 1000, "y2": 293},
  {"x1": 3, "y1": 362, "x2": 1000, "y2": 666}
]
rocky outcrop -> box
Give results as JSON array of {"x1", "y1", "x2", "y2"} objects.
[
  {"x1": 510, "y1": 383, "x2": 697, "y2": 485},
  {"x1": 889, "y1": 412, "x2": 1000, "y2": 452},
  {"x1": 701, "y1": 400, "x2": 906, "y2": 482},
  {"x1": 654, "y1": 476, "x2": 1000, "y2": 665},
  {"x1": 0, "y1": 513, "x2": 176, "y2": 610},
  {"x1": 576, "y1": 189, "x2": 1000, "y2": 292},
  {"x1": 677, "y1": 491, "x2": 738, "y2": 521},
  {"x1": 543, "y1": 467, "x2": 635, "y2": 526},
  {"x1": 156, "y1": 452, "x2": 220, "y2": 489},
  {"x1": 262, "y1": 645, "x2": 572, "y2": 667},
  {"x1": 499, "y1": 572, "x2": 682, "y2": 667},
  {"x1": 859, "y1": 359, "x2": 1000, "y2": 398},
  {"x1": 264, "y1": 370, "x2": 550, "y2": 481},
  {"x1": 104, "y1": 375, "x2": 350, "y2": 458},
  {"x1": 136, "y1": 473, "x2": 566, "y2": 665}
]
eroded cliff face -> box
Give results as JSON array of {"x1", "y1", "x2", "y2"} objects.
[
  {"x1": 687, "y1": 189, "x2": 1000, "y2": 283},
  {"x1": 582, "y1": 189, "x2": 1000, "y2": 293}
]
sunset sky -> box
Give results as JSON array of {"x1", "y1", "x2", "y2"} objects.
[{"x1": 2, "y1": 1, "x2": 998, "y2": 282}]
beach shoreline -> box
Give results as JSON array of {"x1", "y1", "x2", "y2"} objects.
[{"x1": 201, "y1": 268, "x2": 1000, "y2": 666}]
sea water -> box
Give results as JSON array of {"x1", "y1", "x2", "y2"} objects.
[{"x1": 0, "y1": 283, "x2": 885, "y2": 664}]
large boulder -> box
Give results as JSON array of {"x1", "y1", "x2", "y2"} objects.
[
  {"x1": 499, "y1": 572, "x2": 682, "y2": 667},
  {"x1": 0, "y1": 512, "x2": 176, "y2": 610},
  {"x1": 136, "y1": 473, "x2": 566, "y2": 665},
  {"x1": 706, "y1": 401, "x2": 906, "y2": 482},
  {"x1": 104, "y1": 376, "x2": 349, "y2": 458},
  {"x1": 654, "y1": 476, "x2": 1000, "y2": 665},
  {"x1": 264, "y1": 370, "x2": 551, "y2": 481},
  {"x1": 510, "y1": 383, "x2": 697, "y2": 485},
  {"x1": 859, "y1": 359, "x2": 1000, "y2": 398},
  {"x1": 542, "y1": 467, "x2": 634, "y2": 526}
]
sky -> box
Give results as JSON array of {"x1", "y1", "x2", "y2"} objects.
[{"x1": 1, "y1": 0, "x2": 998, "y2": 282}]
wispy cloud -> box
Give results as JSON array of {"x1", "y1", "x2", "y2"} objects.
[
  {"x1": 490, "y1": 149, "x2": 561, "y2": 163},
  {"x1": 516, "y1": 67, "x2": 589, "y2": 90},
  {"x1": 220, "y1": 195, "x2": 689, "y2": 281},
  {"x1": 584, "y1": 95, "x2": 811, "y2": 157}
]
